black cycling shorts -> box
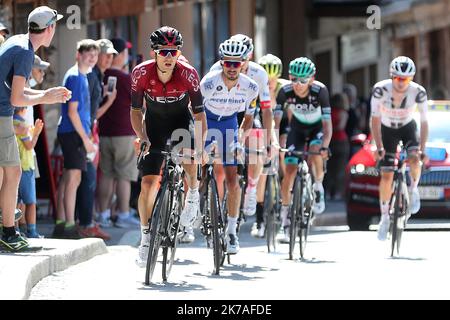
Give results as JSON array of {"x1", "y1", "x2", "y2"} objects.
[
  {"x1": 285, "y1": 120, "x2": 323, "y2": 164},
  {"x1": 380, "y1": 120, "x2": 420, "y2": 170},
  {"x1": 140, "y1": 114, "x2": 193, "y2": 176}
]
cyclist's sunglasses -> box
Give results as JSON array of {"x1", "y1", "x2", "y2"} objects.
[
  {"x1": 222, "y1": 60, "x2": 243, "y2": 68},
  {"x1": 291, "y1": 77, "x2": 311, "y2": 84},
  {"x1": 154, "y1": 49, "x2": 180, "y2": 58},
  {"x1": 392, "y1": 76, "x2": 412, "y2": 83}
]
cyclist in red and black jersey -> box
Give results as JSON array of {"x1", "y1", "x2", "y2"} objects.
[{"x1": 130, "y1": 26, "x2": 207, "y2": 267}]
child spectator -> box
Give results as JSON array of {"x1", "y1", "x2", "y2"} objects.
[{"x1": 13, "y1": 107, "x2": 44, "y2": 238}]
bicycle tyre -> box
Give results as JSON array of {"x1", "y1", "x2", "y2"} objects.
[
  {"x1": 264, "y1": 175, "x2": 275, "y2": 253},
  {"x1": 391, "y1": 180, "x2": 402, "y2": 257},
  {"x1": 209, "y1": 178, "x2": 223, "y2": 275},
  {"x1": 162, "y1": 188, "x2": 183, "y2": 281},
  {"x1": 299, "y1": 177, "x2": 309, "y2": 259},
  {"x1": 289, "y1": 175, "x2": 301, "y2": 260},
  {"x1": 145, "y1": 183, "x2": 168, "y2": 285}
]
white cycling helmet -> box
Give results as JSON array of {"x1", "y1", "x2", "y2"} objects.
[
  {"x1": 390, "y1": 56, "x2": 416, "y2": 77},
  {"x1": 230, "y1": 34, "x2": 253, "y2": 59},
  {"x1": 219, "y1": 39, "x2": 248, "y2": 60}
]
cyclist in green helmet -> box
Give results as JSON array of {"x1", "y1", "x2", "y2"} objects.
[
  {"x1": 250, "y1": 53, "x2": 290, "y2": 238},
  {"x1": 274, "y1": 57, "x2": 332, "y2": 243}
]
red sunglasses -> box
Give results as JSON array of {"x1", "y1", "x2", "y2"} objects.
[
  {"x1": 392, "y1": 76, "x2": 412, "y2": 83},
  {"x1": 155, "y1": 49, "x2": 180, "y2": 58},
  {"x1": 222, "y1": 60, "x2": 243, "y2": 68}
]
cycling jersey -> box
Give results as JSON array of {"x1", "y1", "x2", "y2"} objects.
[
  {"x1": 131, "y1": 59, "x2": 204, "y2": 115},
  {"x1": 200, "y1": 70, "x2": 258, "y2": 166},
  {"x1": 274, "y1": 80, "x2": 332, "y2": 127},
  {"x1": 371, "y1": 79, "x2": 428, "y2": 128},
  {"x1": 200, "y1": 70, "x2": 258, "y2": 120},
  {"x1": 210, "y1": 61, "x2": 271, "y2": 110},
  {"x1": 131, "y1": 60, "x2": 203, "y2": 176}
]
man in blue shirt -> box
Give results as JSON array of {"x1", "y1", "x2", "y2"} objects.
[
  {"x1": 53, "y1": 39, "x2": 99, "y2": 239},
  {"x1": 0, "y1": 6, "x2": 70, "y2": 251}
]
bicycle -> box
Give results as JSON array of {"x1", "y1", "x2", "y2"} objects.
[
  {"x1": 138, "y1": 143, "x2": 192, "y2": 285},
  {"x1": 386, "y1": 141, "x2": 411, "y2": 257},
  {"x1": 199, "y1": 142, "x2": 227, "y2": 275},
  {"x1": 262, "y1": 157, "x2": 282, "y2": 253},
  {"x1": 281, "y1": 146, "x2": 318, "y2": 260}
]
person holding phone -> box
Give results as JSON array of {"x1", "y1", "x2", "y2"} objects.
[{"x1": 97, "y1": 38, "x2": 140, "y2": 229}]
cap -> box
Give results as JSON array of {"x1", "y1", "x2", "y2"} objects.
[
  {"x1": 0, "y1": 22, "x2": 10, "y2": 35},
  {"x1": 110, "y1": 38, "x2": 132, "y2": 54},
  {"x1": 96, "y1": 39, "x2": 118, "y2": 55},
  {"x1": 28, "y1": 6, "x2": 63, "y2": 31},
  {"x1": 33, "y1": 55, "x2": 50, "y2": 70}
]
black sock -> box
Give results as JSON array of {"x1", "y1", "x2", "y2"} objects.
[
  {"x1": 3, "y1": 226, "x2": 16, "y2": 238},
  {"x1": 256, "y1": 202, "x2": 264, "y2": 224}
]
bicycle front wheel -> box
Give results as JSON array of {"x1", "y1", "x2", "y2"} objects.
[
  {"x1": 162, "y1": 188, "x2": 183, "y2": 281},
  {"x1": 299, "y1": 177, "x2": 310, "y2": 259},
  {"x1": 209, "y1": 178, "x2": 224, "y2": 275},
  {"x1": 145, "y1": 183, "x2": 168, "y2": 285},
  {"x1": 289, "y1": 176, "x2": 301, "y2": 260},
  {"x1": 391, "y1": 180, "x2": 402, "y2": 257}
]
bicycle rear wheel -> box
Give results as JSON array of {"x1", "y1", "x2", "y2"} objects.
[
  {"x1": 162, "y1": 188, "x2": 183, "y2": 281},
  {"x1": 289, "y1": 176, "x2": 301, "y2": 260},
  {"x1": 264, "y1": 175, "x2": 276, "y2": 253},
  {"x1": 145, "y1": 183, "x2": 168, "y2": 285}
]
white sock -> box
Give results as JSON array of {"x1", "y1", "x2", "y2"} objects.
[
  {"x1": 281, "y1": 205, "x2": 290, "y2": 227},
  {"x1": 118, "y1": 211, "x2": 130, "y2": 219},
  {"x1": 99, "y1": 209, "x2": 111, "y2": 219},
  {"x1": 313, "y1": 182, "x2": 324, "y2": 193},
  {"x1": 248, "y1": 176, "x2": 259, "y2": 189},
  {"x1": 227, "y1": 216, "x2": 238, "y2": 235},
  {"x1": 140, "y1": 224, "x2": 150, "y2": 245},
  {"x1": 380, "y1": 201, "x2": 389, "y2": 217}
]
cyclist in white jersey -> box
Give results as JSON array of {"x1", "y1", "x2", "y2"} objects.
[
  {"x1": 370, "y1": 56, "x2": 429, "y2": 241},
  {"x1": 200, "y1": 39, "x2": 259, "y2": 254},
  {"x1": 210, "y1": 34, "x2": 273, "y2": 217}
]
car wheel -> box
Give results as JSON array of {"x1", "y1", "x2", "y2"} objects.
[{"x1": 347, "y1": 212, "x2": 371, "y2": 231}]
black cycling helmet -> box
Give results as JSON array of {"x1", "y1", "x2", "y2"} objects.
[{"x1": 150, "y1": 26, "x2": 183, "y2": 49}]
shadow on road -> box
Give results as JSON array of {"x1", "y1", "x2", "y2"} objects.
[
  {"x1": 138, "y1": 280, "x2": 207, "y2": 292},
  {"x1": 388, "y1": 256, "x2": 427, "y2": 261}
]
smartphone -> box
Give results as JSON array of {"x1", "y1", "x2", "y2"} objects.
[{"x1": 107, "y1": 76, "x2": 117, "y2": 94}]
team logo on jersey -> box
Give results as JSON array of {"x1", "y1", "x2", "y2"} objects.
[
  {"x1": 372, "y1": 87, "x2": 383, "y2": 99},
  {"x1": 181, "y1": 69, "x2": 200, "y2": 92},
  {"x1": 204, "y1": 81, "x2": 214, "y2": 91},
  {"x1": 289, "y1": 103, "x2": 317, "y2": 113},
  {"x1": 249, "y1": 83, "x2": 258, "y2": 92},
  {"x1": 217, "y1": 85, "x2": 223, "y2": 91},
  {"x1": 416, "y1": 90, "x2": 427, "y2": 103}
]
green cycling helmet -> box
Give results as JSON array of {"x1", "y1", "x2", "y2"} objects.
[
  {"x1": 289, "y1": 57, "x2": 316, "y2": 78},
  {"x1": 258, "y1": 54, "x2": 282, "y2": 78}
]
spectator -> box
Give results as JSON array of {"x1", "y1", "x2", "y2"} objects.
[
  {"x1": 53, "y1": 39, "x2": 99, "y2": 239},
  {"x1": 16, "y1": 55, "x2": 50, "y2": 234},
  {"x1": 13, "y1": 107, "x2": 44, "y2": 237},
  {"x1": 75, "y1": 39, "x2": 118, "y2": 240},
  {"x1": 0, "y1": 35, "x2": 5, "y2": 47},
  {"x1": 0, "y1": 22, "x2": 9, "y2": 38},
  {"x1": 343, "y1": 83, "x2": 367, "y2": 156},
  {"x1": 0, "y1": 6, "x2": 69, "y2": 251},
  {"x1": 325, "y1": 93, "x2": 350, "y2": 200},
  {"x1": 96, "y1": 37, "x2": 139, "y2": 228}
]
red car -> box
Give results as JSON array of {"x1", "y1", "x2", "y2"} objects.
[{"x1": 345, "y1": 101, "x2": 450, "y2": 230}]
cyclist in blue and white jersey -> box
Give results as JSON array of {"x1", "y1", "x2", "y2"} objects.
[
  {"x1": 200, "y1": 39, "x2": 259, "y2": 254},
  {"x1": 371, "y1": 56, "x2": 429, "y2": 241},
  {"x1": 210, "y1": 34, "x2": 272, "y2": 217}
]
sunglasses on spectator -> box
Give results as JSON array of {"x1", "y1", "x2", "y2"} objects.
[
  {"x1": 222, "y1": 60, "x2": 243, "y2": 68},
  {"x1": 291, "y1": 77, "x2": 311, "y2": 84},
  {"x1": 392, "y1": 76, "x2": 412, "y2": 83},
  {"x1": 154, "y1": 49, "x2": 180, "y2": 58}
]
